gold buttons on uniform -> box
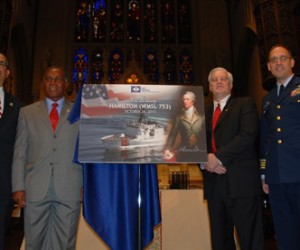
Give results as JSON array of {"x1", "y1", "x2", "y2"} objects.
[
  {"x1": 277, "y1": 105, "x2": 281, "y2": 109},
  {"x1": 277, "y1": 128, "x2": 281, "y2": 132},
  {"x1": 278, "y1": 140, "x2": 282, "y2": 144},
  {"x1": 276, "y1": 116, "x2": 281, "y2": 120}
]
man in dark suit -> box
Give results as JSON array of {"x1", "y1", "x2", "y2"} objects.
[
  {"x1": 12, "y1": 66, "x2": 83, "y2": 249},
  {"x1": 202, "y1": 67, "x2": 264, "y2": 250},
  {"x1": 260, "y1": 44, "x2": 300, "y2": 250},
  {"x1": 0, "y1": 52, "x2": 22, "y2": 250}
]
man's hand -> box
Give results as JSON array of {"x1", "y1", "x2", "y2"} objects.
[
  {"x1": 262, "y1": 180, "x2": 269, "y2": 194},
  {"x1": 212, "y1": 164, "x2": 227, "y2": 174},
  {"x1": 12, "y1": 190, "x2": 26, "y2": 208},
  {"x1": 204, "y1": 153, "x2": 227, "y2": 174},
  {"x1": 163, "y1": 149, "x2": 176, "y2": 162}
]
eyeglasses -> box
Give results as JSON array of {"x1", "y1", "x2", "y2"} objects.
[
  {"x1": 269, "y1": 55, "x2": 291, "y2": 64},
  {"x1": 0, "y1": 61, "x2": 8, "y2": 68}
]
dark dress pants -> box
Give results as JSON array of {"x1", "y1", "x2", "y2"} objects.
[
  {"x1": 207, "y1": 175, "x2": 264, "y2": 250},
  {"x1": 269, "y1": 183, "x2": 300, "y2": 250}
]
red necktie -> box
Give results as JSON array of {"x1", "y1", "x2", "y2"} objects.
[
  {"x1": 49, "y1": 103, "x2": 59, "y2": 131},
  {"x1": 211, "y1": 103, "x2": 221, "y2": 153},
  {"x1": 0, "y1": 99, "x2": 2, "y2": 119}
]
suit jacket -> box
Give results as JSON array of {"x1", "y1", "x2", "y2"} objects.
[
  {"x1": 12, "y1": 99, "x2": 82, "y2": 202},
  {"x1": 203, "y1": 97, "x2": 262, "y2": 199},
  {"x1": 0, "y1": 92, "x2": 22, "y2": 201},
  {"x1": 260, "y1": 75, "x2": 300, "y2": 184}
]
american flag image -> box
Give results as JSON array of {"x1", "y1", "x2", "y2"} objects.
[
  {"x1": 81, "y1": 84, "x2": 130, "y2": 117},
  {"x1": 82, "y1": 84, "x2": 109, "y2": 100}
]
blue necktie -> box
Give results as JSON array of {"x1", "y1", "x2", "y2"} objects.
[{"x1": 279, "y1": 84, "x2": 284, "y2": 96}]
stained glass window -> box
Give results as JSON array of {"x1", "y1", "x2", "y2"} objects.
[
  {"x1": 73, "y1": 0, "x2": 193, "y2": 88},
  {"x1": 161, "y1": 0, "x2": 175, "y2": 43},
  {"x1": 144, "y1": 0, "x2": 157, "y2": 43},
  {"x1": 163, "y1": 49, "x2": 176, "y2": 84},
  {"x1": 92, "y1": 0, "x2": 106, "y2": 42},
  {"x1": 127, "y1": 0, "x2": 141, "y2": 41},
  {"x1": 109, "y1": 48, "x2": 124, "y2": 83},
  {"x1": 73, "y1": 48, "x2": 88, "y2": 92},
  {"x1": 144, "y1": 49, "x2": 158, "y2": 83},
  {"x1": 75, "y1": 0, "x2": 91, "y2": 42},
  {"x1": 178, "y1": 0, "x2": 191, "y2": 43},
  {"x1": 91, "y1": 48, "x2": 104, "y2": 83},
  {"x1": 179, "y1": 49, "x2": 192, "y2": 84},
  {"x1": 110, "y1": 0, "x2": 124, "y2": 42}
]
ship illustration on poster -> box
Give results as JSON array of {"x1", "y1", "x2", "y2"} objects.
[
  {"x1": 78, "y1": 84, "x2": 208, "y2": 163},
  {"x1": 100, "y1": 111, "x2": 166, "y2": 149}
]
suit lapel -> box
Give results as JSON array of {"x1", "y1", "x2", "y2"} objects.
[
  {"x1": 0, "y1": 93, "x2": 17, "y2": 128},
  {"x1": 37, "y1": 100, "x2": 73, "y2": 133},
  {"x1": 2, "y1": 92, "x2": 13, "y2": 120},
  {"x1": 55, "y1": 101, "x2": 72, "y2": 132},
  {"x1": 38, "y1": 100, "x2": 53, "y2": 132},
  {"x1": 190, "y1": 113, "x2": 199, "y2": 124},
  {"x1": 214, "y1": 97, "x2": 233, "y2": 130},
  {"x1": 206, "y1": 104, "x2": 213, "y2": 133},
  {"x1": 268, "y1": 87, "x2": 278, "y2": 103}
]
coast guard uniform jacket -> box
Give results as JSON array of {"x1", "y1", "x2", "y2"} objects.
[{"x1": 260, "y1": 75, "x2": 300, "y2": 184}]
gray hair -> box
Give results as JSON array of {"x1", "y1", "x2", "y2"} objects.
[
  {"x1": 183, "y1": 91, "x2": 196, "y2": 101},
  {"x1": 208, "y1": 67, "x2": 233, "y2": 84}
]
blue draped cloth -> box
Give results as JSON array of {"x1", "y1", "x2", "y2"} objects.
[{"x1": 69, "y1": 87, "x2": 161, "y2": 250}]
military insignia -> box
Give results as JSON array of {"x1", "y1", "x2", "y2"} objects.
[
  {"x1": 9, "y1": 102, "x2": 14, "y2": 107},
  {"x1": 260, "y1": 159, "x2": 266, "y2": 170},
  {"x1": 291, "y1": 85, "x2": 300, "y2": 97}
]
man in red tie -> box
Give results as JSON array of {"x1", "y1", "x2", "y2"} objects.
[
  {"x1": 12, "y1": 66, "x2": 83, "y2": 250},
  {"x1": 201, "y1": 67, "x2": 264, "y2": 250}
]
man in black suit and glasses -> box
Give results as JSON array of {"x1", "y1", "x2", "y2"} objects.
[{"x1": 0, "y1": 52, "x2": 22, "y2": 250}]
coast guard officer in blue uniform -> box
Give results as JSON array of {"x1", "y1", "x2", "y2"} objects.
[{"x1": 260, "y1": 44, "x2": 300, "y2": 250}]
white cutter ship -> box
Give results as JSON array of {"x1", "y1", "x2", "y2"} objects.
[{"x1": 101, "y1": 113, "x2": 166, "y2": 148}]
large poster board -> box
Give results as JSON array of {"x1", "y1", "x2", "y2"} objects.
[{"x1": 79, "y1": 84, "x2": 207, "y2": 163}]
